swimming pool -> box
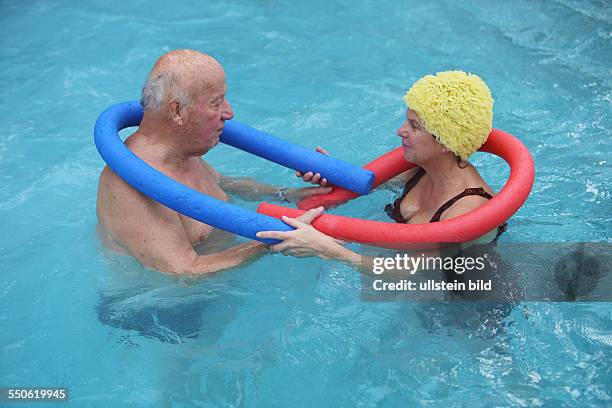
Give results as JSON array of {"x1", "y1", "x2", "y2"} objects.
[{"x1": 1, "y1": 0, "x2": 610, "y2": 406}]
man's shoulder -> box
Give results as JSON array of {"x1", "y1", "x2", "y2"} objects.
[
  {"x1": 97, "y1": 165, "x2": 153, "y2": 210},
  {"x1": 199, "y1": 158, "x2": 220, "y2": 181},
  {"x1": 99, "y1": 165, "x2": 133, "y2": 193},
  {"x1": 96, "y1": 164, "x2": 179, "y2": 238}
]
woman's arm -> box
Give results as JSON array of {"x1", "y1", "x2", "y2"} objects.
[{"x1": 255, "y1": 207, "x2": 377, "y2": 273}]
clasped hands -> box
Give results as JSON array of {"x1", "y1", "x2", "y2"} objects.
[{"x1": 257, "y1": 146, "x2": 349, "y2": 260}]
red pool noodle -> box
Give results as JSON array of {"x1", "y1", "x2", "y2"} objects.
[{"x1": 257, "y1": 129, "x2": 534, "y2": 249}]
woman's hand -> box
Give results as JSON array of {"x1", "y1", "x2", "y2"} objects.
[
  {"x1": 295, "y1": 146, "x2": 332, "y2": 186},
  {"x1": 256, "y1": 207, "x2": 352, "y2": 260}
]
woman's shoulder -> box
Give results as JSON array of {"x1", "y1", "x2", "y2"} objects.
[
  {"x1": 464, "y1": 164, "x2": 496, "y2": 196},
  {"x1": 437, "y1": 164, "x2": 496, "y2": 221},
  {"x1": 438, "y1": 194, "x2": 490, "y2": 221}
]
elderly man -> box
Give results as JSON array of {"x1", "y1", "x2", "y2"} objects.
[{"x1": 97, "y1": 50, "x2": 329, "y2": 275}]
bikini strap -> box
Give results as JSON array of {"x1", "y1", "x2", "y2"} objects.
[
  {"x1": 400, "y1": 167, "x2": 426, "y2": 199},
  {"x1": 429, "y1": 187, "x2": 493, "y2": 223},
  {"x1": 384, "y1": 168, "x2": 426, "y2": 223}
]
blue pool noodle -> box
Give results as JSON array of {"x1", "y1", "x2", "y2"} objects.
[
  {"x1": 94, "y1": 101, "x2": 375, "y2": 243},
  {"x1": 94, "y1": 101, "x2": 292, "y2": 244},
  {"x1": 220, "y1": 121, "x2": 375, "y2": 195}
]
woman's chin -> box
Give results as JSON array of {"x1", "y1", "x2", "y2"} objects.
[{"x1": 402, "y1": 150, "x2": 415, "y2": 163}]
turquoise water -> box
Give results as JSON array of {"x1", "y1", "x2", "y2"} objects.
[{"x1": 1, "y1": 0, "x2": 611, "y2": 406}]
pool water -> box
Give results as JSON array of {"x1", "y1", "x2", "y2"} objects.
[{"x1": 1, "y1": 0, "x2": 611, "y2": 406}]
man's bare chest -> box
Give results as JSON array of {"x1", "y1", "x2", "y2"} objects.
[{"x1": 175, "y1": 169, "x2": 229, "y2": 244}]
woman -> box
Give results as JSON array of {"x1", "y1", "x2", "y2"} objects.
[{"x1": 256, "y1": 71, "x2": 506, "y2": 266}]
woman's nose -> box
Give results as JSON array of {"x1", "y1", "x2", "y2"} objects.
[{"x1": 397, "y1": 122, "x2": 409, "y2": 138}]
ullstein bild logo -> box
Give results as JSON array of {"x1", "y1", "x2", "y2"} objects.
[{"x1": 361, "y1": 243, "x2": 611, "y2": 302}]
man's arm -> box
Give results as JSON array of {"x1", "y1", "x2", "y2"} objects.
[
  {"x1": 128, "y1": 203, "x2": 266, "y2": 275},
  {"x1": 219, "y1": 174, "x2": 332, "y2": 203},
  {"x1": 106, "y1": 182, "x2": 266, "y2": 276},
  {"x1": 219, "y1": 175, "x2": 282, "y2": 201},
  {"x1": 199, "y1": 159, "x2": 330, "y2": 203},
  {"x1": 132, "y1": 206, "x2": 266, "y2": 275},
  {"x1": 183, "y1": 241, "x2": 266, "y2": 275}
]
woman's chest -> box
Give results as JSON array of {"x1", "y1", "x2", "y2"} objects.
[
  {"x1": 398, "y1": 201, "x2": 436, "y2": 224},
  {"x1": 398, "y1": 184, "x2": 439, "y2": 224}
]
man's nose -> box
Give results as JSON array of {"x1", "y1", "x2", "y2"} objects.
[{"x1": 222, "y1": 100, "x2": 234, "y2": 120}]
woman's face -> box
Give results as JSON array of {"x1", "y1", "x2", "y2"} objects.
[{"x1": 397, "y1": 109, "x2": 446, "y2": 163}]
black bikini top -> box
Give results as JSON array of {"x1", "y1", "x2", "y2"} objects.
[{"x1": 384, "y1": 168, "x2": 507, "y2": 237}]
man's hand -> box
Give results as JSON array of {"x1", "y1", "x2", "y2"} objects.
[{"x1": 295, "y1": 146, "x2": 332, "y2": 186}]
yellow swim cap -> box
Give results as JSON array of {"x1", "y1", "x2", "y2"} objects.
[{"x1": 404, "y1": 71, "x2": 494, "y2": 161}]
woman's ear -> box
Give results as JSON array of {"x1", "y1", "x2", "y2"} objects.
[{"x1": 435, "y1": 140, "x2": 449, "y2": 154}]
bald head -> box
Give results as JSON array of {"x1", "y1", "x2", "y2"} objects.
[{"x1": 140, "y1": 50, "x2": 225, "y2": 111}]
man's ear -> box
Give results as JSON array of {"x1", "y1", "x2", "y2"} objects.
[{"x1": 168, "y1": 101, "x2": 184, "y2": 125}]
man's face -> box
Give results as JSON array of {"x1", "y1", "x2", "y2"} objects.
[{"x1": 183, "y1": 74, "x2": 233, "y2": 154}]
